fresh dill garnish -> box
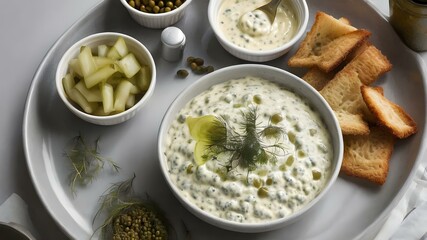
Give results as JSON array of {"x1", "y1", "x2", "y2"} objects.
[
  {"x1": 92, "y1": 175, "x2": 171, "y2": 240},
  {"x1": 187, "y1": 107, "x2": 286, "y2": 172},
  {"x1": 64, "y1": 134, "x2": 120, "y2": 195}
]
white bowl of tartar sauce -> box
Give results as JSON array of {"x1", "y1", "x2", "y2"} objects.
[
  {"x1": 158, "y1": 64, "x2": 343, "y2": 233},
  {"x1": 208, "y1": 0, "x2": 309, "y2": 62}
]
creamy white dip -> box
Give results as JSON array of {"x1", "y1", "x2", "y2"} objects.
[
  {"x1": 164, "y1": 76, "x2": 332, "y2": 223},
  {"x1": 218, "y1": 0, "x2": 298, "y2": 51}
]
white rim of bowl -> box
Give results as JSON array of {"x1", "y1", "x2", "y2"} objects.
[
  {"x1": 120, "y1": 0, "x2": 192, "y2": 18},
  {"x1": 158, "y1": 64, "x2": 343, "y2": 231},
  {"x1": 55, "y1": 32, "x2": 156, "y2": 121},
  {"x1": 208, "y1": 0, "x2": 309, "y2": 57}
]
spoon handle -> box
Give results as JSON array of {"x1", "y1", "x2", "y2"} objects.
[{"x1": 257, "y1": 0, "x2": 282, "y2": 23}]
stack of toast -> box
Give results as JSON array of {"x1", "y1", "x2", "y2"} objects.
[{"x1": 288, "y1": 11, "x2": 417, "y2": 185}]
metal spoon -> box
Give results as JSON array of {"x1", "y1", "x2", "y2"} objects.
[{"x1": 256, "y1": 0, "x2": 282, "y2": 24}]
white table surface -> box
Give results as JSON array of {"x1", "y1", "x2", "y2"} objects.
[{"x1": 0, "y1": 0, "x2": 424, "y2": 239}]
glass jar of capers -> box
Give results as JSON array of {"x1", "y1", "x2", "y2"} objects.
[{"x1": 127, "y1": 0, "x2": 186, "y2": 14}]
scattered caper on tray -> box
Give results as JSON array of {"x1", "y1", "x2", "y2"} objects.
[
  {"x1": 187, "y1": 56, "x2": 214, "y2": 75},
  {"x1": 176, "y1": 69, "x2": 189, "y2": 78},
  {"x1": 176, "y1": 56, "x2": 215, "y2": 78},
  {"x1": 127, "y1": 0, "x2": 186, "y2": 14}
]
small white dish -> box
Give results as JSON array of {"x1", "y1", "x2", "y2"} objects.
[
  {"x1": 55, "y1": 32, "x2": 156, "y2": 125},
  {"x1": 208, "y1": 0, "x2": 309, "y2": 62},
  {"x1": 120, "y1": 0, "x2": 192, "y2": 29}
]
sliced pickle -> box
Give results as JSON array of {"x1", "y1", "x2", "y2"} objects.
[
  {"x1": 186, "y1": 115, "x2": 218, "y2": 141},
  {"x1": 194, "y1": 141, "x2": 212, "y2": 166}
]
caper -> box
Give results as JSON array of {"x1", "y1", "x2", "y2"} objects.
[
  {"x1": 175, "y1": 0, "x2": 182, "y2": 7},
  {"x1": 166, "y1": 1, "x2": 174, "y2": 8},
  {"x1": 312, "y1": 170, "x2": 322, "y2": 180},
  {"x1": 253, "y1": 178, "x2": 262, "y2": 188},
  {"x1": 286, "y1": 155, "x2": 294, "y2": 166},
  {"x1": 298, "y1": 150, "x2": 306, "y2": 158},
  {"x1": 288, "y1": 132, "x2": 296, "y2": 143},
  {"x1": 129, "y1": 0, "x2": 136, "y2": 7},
  {"x1": 263, "y1": 126, "x2": 281, "y2": 138},
  {"x1": 165, "y1": 6, "x2": 172, "y2": 12},
  {"x1": 258, "y1": 187, "x2": 269, "y2": 198},
  {"x1": 176, "y1": 69, "x2": 189, "y2": 78},
  {"x1": 194, "y1": 66, "x2": 204, "y2": 74},
  {"x1": 146, "y1": 6, "x2": 153, "y2": 12},
  {"x1": 186, "y1": 56, "x2": 195, "y2": 64},
  {"x1": 266, "y1": 178, "x2": 273, "y2": 185},
  {"x1": 292, "y1": 168, "x2": 299, "y2": 177},
  {"x1": 149, "y1": 0, "x2": 156, "y2": 7},
  {"x1": 253, "y1": 94, "x2": 262, "y2": 104},
  {"x1": 206, "y1": 65, "x2": 214, "y2": 73},
  {"x1": 186, "y1": 164, "x2": 194, "y2": 174},
  {"x1": 135, "y1": 0, "x2": 141, "y2": 8},
  {"x1": 194, "y1": 57, "x2": 204, "y2": 66},
  {"x1": 309, "y1": 128, "x2": 317, "y2": 136},
  {"x1": 140, "y1": 5, "x2": 147, "y2": 11},
  {"x1": 271, "y1": 113, "x2": 283, "y2": 124},
  {"x1": 203, "y1": 66, "x2": 213, "y2": 73},
  {"x1": 153, "y1": 5, "x2": 160, "y2": 13},
  {"x1": 158, "y1": 1, "x2": 164, "y2": 7},
  {"x1": 190, "y1": 62, "x2": 198, "y2": 70}
]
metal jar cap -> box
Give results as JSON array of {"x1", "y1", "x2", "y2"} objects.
[{"x1": 161, "y1": 27, "x2": 186, "y2": 62}]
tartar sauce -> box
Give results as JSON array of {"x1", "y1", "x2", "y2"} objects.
[
  {"x1": 218, "y1": 0, "x2": 298, "y2": 51},
  {"x1": 164, "y1": 77, "x2": 332, "y2": 223}
]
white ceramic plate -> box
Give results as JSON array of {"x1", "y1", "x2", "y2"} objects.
[{"x1": 23, "y1": 0, "x2": 427, "y2": 239}]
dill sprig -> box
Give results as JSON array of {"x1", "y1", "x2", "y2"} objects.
[
  {"x1": 92, "y1": 174, "x2": 138, "y2": 239},
  {"x1": 64, "y1": 134, "x2": 120, "y2": 195},
  {"x1": 92, "y1": 175, "x2": 172, "y2": 240},
  {"x1": 188, "y1": 107, "x2": 286, "y2": 172}
]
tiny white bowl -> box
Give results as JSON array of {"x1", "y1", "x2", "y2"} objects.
[
  {"x1": 158, "y1": 64, "x2": 343, "y2": 232},
  {"x1": 56, "y1": 32, "x2": 156, "y2": 125},
  {"x1": 120, "y1": 0, "x2": 193, "y2": 29},
  {"x1": 208, "y1": 0, "x2": 309, "y2": 62}
]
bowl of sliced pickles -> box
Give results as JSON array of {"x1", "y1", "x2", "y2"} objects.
[{"x1": 56, "y1": 32, "x2": 156, "y2": 125}]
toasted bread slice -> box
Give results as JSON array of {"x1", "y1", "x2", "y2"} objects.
[
  {"x1": 361, "y1": 86, "x2": 417, "y2": 138},
  {"x1": 341, "y1": 45, "x2": 392, "y2": 85},
  {"x1": 302, "y1": 67, "x2": 335, "y2": 91},
  {"x1": 301, "y1": 42, "x2": 371, "y2": 91},
  {"x1": 335, "y1": 111, "x2": 369, "y2": 135},
  {"x1": 338, "y1": 17, "x2": 351, "y2": 25},
  {"x1": 320, "y1": 70, "x2": 370, "y2": 135},
  {"x1": 341, "y1": 127, "x2": 395, "y2": 185},
  {"x1": 346, "y1": 41, "x2": 370, "y2": 60},
  {"x1": 288, "y1": 12, "x2": 371, "y2": 72}
]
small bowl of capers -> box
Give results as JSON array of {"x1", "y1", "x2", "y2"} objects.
[{"x1": 120, "y1": 0, "x2": 192, "y2": 29}]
